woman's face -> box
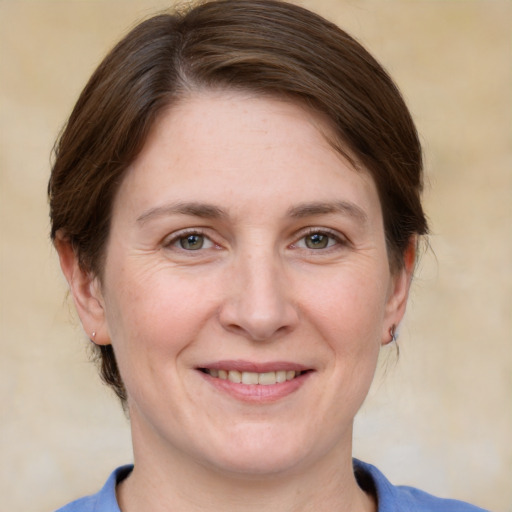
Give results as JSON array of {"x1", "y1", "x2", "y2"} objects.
[{"x1": 76, "y1": 91, "x2": 411, "y2": 477}]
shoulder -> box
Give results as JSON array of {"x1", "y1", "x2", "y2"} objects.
[
  {"x1": 55, "y1": 495, "x2": 96, "y2": 512},
  {"x1": 392, "y1": 485, "x2": 490, "y2": 512},
  {"x1": 54, "y1": 465, "x2": 133, "y2": 512},
  {"x1": 353, "y1": 459, "x2": 490, "y2": 512}
]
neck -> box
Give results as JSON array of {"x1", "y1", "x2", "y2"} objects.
[{"x1": 117, "y1": 418, "x2": 376, "y2": 512}]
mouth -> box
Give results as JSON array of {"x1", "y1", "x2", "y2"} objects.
[
  {"x1": 197, "y1": 361, "x2": 313, "y2": 401},
  {"x1": 199, "y1": 368, "x2": 306, "y2": 385}
]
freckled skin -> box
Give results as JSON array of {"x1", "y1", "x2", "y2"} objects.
[{"x1": 63, "y1": 91, "x2": 412, "y2": 511}]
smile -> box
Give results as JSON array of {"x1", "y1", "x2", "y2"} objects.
[{"x1": 201, "y1": 369, "x2": 303, "y2": 385}]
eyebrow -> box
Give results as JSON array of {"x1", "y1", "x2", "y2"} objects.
[
  {"x1": 136, "y1": 199, "x2": 368, "y2": 225},
  {"x1": 136, "y1": 201, "x2": 227, "y2": 224},
  {"x1": 286, "y1": 201, "x2": 368, "y2": 224}
]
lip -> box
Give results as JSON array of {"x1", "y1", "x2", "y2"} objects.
[
  {"x1": 199, "y1": 360, "x2": 311, "y2": 373},
  {"x1": 196, "y1": 360, "x2": 313, "y2": 403}
]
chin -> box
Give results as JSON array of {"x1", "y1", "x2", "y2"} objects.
[
  {"x1": 206, "y1": 450, "x2": 304, "y2": 478},
  {"x1": 197, "y1": 424, "x2": 322, "y2": 478}
]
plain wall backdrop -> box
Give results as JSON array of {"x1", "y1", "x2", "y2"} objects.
[{"x1": 1, "y1": 1, "x2": 510, "y2": 511}]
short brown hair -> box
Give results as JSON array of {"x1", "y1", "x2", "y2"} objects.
[{"x1": 49, "y1": 0, "x2": 428, "y2": 404}]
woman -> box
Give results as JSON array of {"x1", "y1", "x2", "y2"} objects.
[{"x1": 49, "y1": 1, "x2": 488, "y2": 511}]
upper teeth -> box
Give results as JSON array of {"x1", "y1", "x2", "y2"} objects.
[{"x1": 206, "y1": 369, "x2": 299, "y2": 385}]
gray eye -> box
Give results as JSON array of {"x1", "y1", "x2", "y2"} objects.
[{"x1": 180, "y1": 234, "x2": 205, "y2": 250}]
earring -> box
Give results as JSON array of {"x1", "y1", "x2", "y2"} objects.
[
  {"x1": 90, "y1": 331, "x2": 97, "y2": 344},
  {"x1": 389, "y1": 325, "x2": 397, "y2": 344}
]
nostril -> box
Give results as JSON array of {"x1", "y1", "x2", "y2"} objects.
[{"x1": 219, "y1": 302, "x2": 299, "y2": 341}]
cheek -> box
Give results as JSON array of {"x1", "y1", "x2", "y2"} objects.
[
  {"x1": 101, "y1": 269, "x2": 217, "y2": 411},
  {"x1": 103, "y1": 265, "x2": 219, "y2": 357},
  {"x1": 299, "y1": 263, "x2": 390, "y2": 346},
  {"x1": 294, "y1": 267, "x2": 385, "y2": 436}
]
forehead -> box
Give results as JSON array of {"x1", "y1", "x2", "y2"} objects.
[
  {"x1": 151, "y1": 90, "x2": 340, "y2": 158},
  {"x1": 115, "y1": 90, "x2": 380, "y2": 222}
]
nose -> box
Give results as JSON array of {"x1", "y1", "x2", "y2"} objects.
[{"x1": 218, "y1": 251, "x2": 299, "y2": 342}]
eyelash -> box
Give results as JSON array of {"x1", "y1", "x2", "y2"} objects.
[
  {"x1": 291, "y1": 228, "x2": 347, "y2": 252},
  {"x1": 163, "y1": 228, "x2": 217, "y2": 252},
  {"x1": 162, "y1": 227, "x2": 347, "y2": 254}
]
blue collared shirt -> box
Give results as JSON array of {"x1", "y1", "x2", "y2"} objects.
[{"x1": 55, "y1": 460, "x2": 490, "y2": 511}]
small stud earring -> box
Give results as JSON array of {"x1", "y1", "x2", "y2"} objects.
[{"x1": 90, "y1": 331, "x2": 97, "y2": 344}]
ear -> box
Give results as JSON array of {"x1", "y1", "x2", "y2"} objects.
[
  {"x1": 382, "y1": 237, "x2": 417, "y2": 345},
  {"x1": 55, "y1": 232, "x2": 110, "y2": 345}
]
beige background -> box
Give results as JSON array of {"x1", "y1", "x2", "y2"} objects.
[{"x1": 1, "y1": 1, "x2": 510, "y2": 511}]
